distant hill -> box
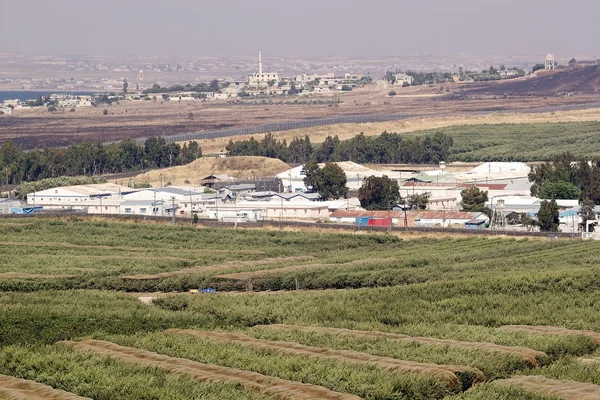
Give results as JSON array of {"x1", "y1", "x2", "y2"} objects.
[{"x1": 466, "y1": 65, "x2": 600, "y2": 96}]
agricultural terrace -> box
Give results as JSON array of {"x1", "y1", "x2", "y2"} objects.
[{"x1": 3, "y1": 218, "x2": 600, "y2": 399}]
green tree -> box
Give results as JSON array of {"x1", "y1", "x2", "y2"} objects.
[
  {"x1": 532, "y1": 63, "x2": 545, "y2": 72},
  {"x1": 208, "y1": 80, "x2": 219, "y2": 92},
  {"x1": 321, "y1": 163, "x2": 348, "y2": 200},
  {"x1": 407, "y1": 192, "x2": 430, "y2": 210},
  {"x1": 122, "y1": 78, "x2": 128, "y2": 95},
  {"x1": 103, "y1": 109, "x2": 108, "y2": 115},
  {"x1": 539, "y1": 180, "x2": 581, "y2": 200},
  {"x1": 303, "y1": 161, "x2": 348, "y2": 200},
  {"x1": 460, "y1": 187, "x2": 488, "y2": 213},
  {"x1": 358, "y1": 175, "x2": 401, "y2": 211},
  {"x1": 538, "y1": 199, "x2": 560, "y2": 232}
]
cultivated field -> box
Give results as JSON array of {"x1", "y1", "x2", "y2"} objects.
[
  {"x1": 192, "y1": 107, "x2": 600, "y2": 155},
  {"x1": 4, "y1": 217, "x2": 600, "y2": 399}
]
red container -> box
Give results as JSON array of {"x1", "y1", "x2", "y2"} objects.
[{"x1": 368, "y1": 218, "x2": 392, "y2": 227}]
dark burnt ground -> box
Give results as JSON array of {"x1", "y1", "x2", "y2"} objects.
[{"x1": 465, "y1": 66, "x2": 600, "y2": 97}]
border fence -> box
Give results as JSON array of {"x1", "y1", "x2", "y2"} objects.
[{"x1": 134, "y1": 102, "x2": 600, "y2": 146}]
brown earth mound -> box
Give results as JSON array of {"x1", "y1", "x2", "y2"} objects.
[
  {"x1": 494, "y1": 375, "x2": 600, "y2": 400},
  {"x1": 467, "y1": 65, "x2": 600, "y2": 97},
  {"x1": 261, "y1": 324, "x2": 546, "y2": 367},
  {"x1": 135, "y1": 156, "x2": 290, "y2": 186},
  {"x1": 167, "y1": 329, "x2": 484, "y2": 387},
  {"x1": 0, "y1": 374, "x2": 90, "y2": 400},
  {"x1": 59, "y1": 340, "x2": 360, "y2": 400},
  {"x1": 215, "y1": 258, "x2": 396, "y2": 281},
  {"x1": 121, "y1": 256, "x2": 314, "y2": 280},
  {"x1": 498, "y1": 325, "x2": 600, "y2": 344}
]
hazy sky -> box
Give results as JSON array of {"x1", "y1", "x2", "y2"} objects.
[{"x1": 1, "y1": 0, "x2": 598, "y2": 57}]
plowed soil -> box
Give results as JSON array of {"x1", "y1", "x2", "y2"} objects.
[
  {"x1": 215, "y1": 258, "x2": 396, "y2": 281},
  {"x1": 121, "y1": 256, "x2": 314, "y2": 280},
  {"x1": 167, "y1": 329, "x2": 484, "y2": 387},
  {"x1": 261, "y1": 324, "x2": 546, "y2": 367},
  {"x1": 498, "y1": 325, "x2": 600, "y2": 344},
  {"x1": 59, "y1": 340, "x2": 361, "y2": 400},
  {"x1": 494, "y1": 375, "x2": 600, "y2": 400},
  {"x1": 0, "y1": 374, "x2": 90, "y2": 400}
]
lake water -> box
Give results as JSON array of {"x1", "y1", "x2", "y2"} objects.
[{"x1": 0, "y1": 91, "x2": 96, "y2": 103}]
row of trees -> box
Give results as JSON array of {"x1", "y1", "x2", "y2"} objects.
[
  {"x1": 227, "y1": 131, "x2": 454, "y2": 165},
  {"x1": 143, "y1": 80, "x2": 222, "y2": 94},
  {"x1": 528, "y1": 152, "x2": 599, "y2": 231},
  {"x1": 529, "y1": 152, "x2": 600, "y2": 203},
  {"x1": 0, "y1": 138, "x2": 202, "y2": 185}
]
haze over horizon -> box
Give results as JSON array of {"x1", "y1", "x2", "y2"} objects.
[{"x1": 1, "y1": 0, "x2": 599, "y2": 58}]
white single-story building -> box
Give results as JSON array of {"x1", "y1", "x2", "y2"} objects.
[{"x1": 26, "y1": 183, "x2": 134, "y2": 209}]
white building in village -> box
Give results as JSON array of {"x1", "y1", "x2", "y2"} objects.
[
  {"x1": 277, "y1": 161, "x2": 399, "y2": 192},
  {"x1": 26, "y1": 183, "x2": 134, "y2": 209}
]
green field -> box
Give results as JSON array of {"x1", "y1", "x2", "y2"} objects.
[
  {"x1": 413, "y1": 121, "x2": 600, "y2": 162},
  {"x1": 3, "y1": 217, "x2": 600, "y2": 399}
]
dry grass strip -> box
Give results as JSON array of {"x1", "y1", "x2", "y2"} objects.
[
  {"x1": 0, "y1": 273, "x2": 76, "y2": 279},
  {"x1": 499, "y1": 325, "x2": 600, "y2": 345},
  {"x1": 0, "y1": 374, "x2": 91, "y2": 400},
  {"x1": 215, "y1": 258, "x2": 397, "y2": 281},
  {"x1": 121, "y1": 256, "x2": 314, "y2": 280},
  {"x1": 59, "y1": 340, "x2": 360, "y2": 400},
  {"x1": 167, "y1": 329, "x2": 483, "y2": 387},
  {"x1": 259, "y1": 324, "x2": 546, "y2": 368},
  {"x1": 494, "y1": 375, "x2": 600, "y2": 400},
  {"x1": 0, "y1": 241, "x2": 264, "y2": 255}
]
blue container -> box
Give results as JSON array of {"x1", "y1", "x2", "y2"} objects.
[{"x1": 355, "y1": 216, "x2": 371, "y2": 226}]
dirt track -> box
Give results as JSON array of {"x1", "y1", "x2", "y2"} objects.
[
  {"x1": 215, "y1": 258, "x2": 397, "y2": 281},
  {"x1": 0, "y1": 374, "x2": 90, "y2": 400},
  {"x1": 259, "y1": 324, "x2": 546, "y2": 367},
  {"x1": 494, "y1": 375, "x2": 600, "y2": 400},
  {"x1": 121, "y1": 256, "x2": 314, "y2": 280},
  {"x1": 166, "y1": 329, "x2": 484, "y2": 386},
  {"x1": 60, "y1": 340, "x2": 361, "y2": 400},
  {"x1": 498, "y1": 325, "x2": 600, "y2": 344}
]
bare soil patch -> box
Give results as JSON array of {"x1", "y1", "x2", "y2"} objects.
[
  {"x1": 260, "y1": 325, "x2": 546, "y2": 367},
  {"x1": 498, "y1": 325, "x2": 600, "y2": 344},
  {"x1": 134, "y1": 156, "x2": 290, "y2": 186},
  {"x1": 0, "y1": 374, "x2": 90, "y2": 400},
  {"x1": 167, "y1": 329, "x2": 483, "y2": 387},
  {"x1": 215, "y1": 258, "x2": 397, "y2": 281},
  {"x1": 59, "y1": 340, "x2": 361, "y2": 400},
  {"x1": 493, "y1": 375, "x2": 600, "y2": 400},
  {"x1": 121, "y1": 256, "x2": 314, "y2": 280}
]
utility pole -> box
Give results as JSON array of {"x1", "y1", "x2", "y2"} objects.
[
  {"x1": 171, "y1": 196, "x2": 176, "y2": 225},
  {"x1": 189, "y1": 188, "x2": 193, "y2": 225}
]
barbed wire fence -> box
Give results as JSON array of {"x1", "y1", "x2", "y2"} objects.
[{"x1": 133, "y1": 102, "x2": 600, "y2": 146}]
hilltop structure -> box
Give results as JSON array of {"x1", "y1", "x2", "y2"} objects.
[{"x1": 248, "y1": 51, "x2": 279, "y2": 87}]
